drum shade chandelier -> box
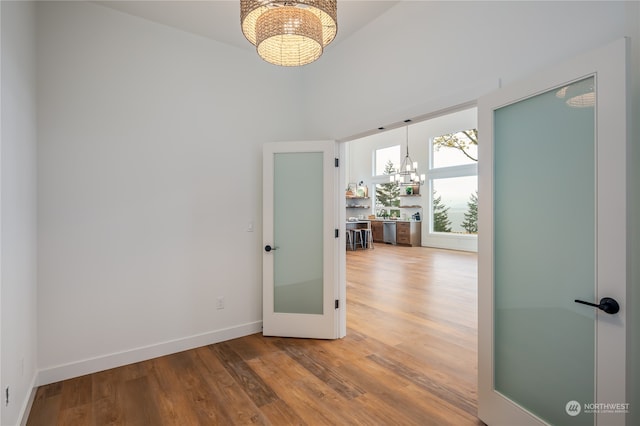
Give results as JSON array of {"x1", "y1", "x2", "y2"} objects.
[
  {"x1": 556, "y1": 78, "x2": 595, "y2": 108},
  {"x1": 240, "y1": 0, "x2": 337, "y2": 67}
]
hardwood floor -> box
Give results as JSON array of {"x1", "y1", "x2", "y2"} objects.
[{"x1": 27, "y1": 244, "x2": 482, "y2": 425}]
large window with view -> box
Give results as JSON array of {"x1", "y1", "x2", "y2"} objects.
[
  {"x1": 428, "y1": 126, "x2": 478, "y2": 249},
  {"x1": 373, "y1": 146, "x2": 401, "y2": 218}
]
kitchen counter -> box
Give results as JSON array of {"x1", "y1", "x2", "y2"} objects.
[
  {"x1": 371, "y1": 218, "x2": 421, "y2": 223},
  {"x1": 370, "y1": 220, "x2": 421, "y2": 246}
]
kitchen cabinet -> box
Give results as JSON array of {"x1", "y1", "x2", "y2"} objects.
[
  {"x1": 396, "y1": 221, "x2": 421, "y2": 247},
  {"x1": 371, "y1": 221, "x2": 384, "y2": 242},
  {"x1": 370, "y1": 221, "x2": 421, "y2": 247}
]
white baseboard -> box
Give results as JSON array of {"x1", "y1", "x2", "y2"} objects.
[
  {"x1": 18, "y1": 374, "x2": 38, "y2": 426},
  {"x1": 36, "y1": 321, "x2": 262, "y2": 387},
  {"x1": 422, "y1": 235, "x2": 478, "y2": 252}
]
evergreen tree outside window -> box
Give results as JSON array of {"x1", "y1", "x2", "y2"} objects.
[
  {"x1": 431, "y1": 176, "x2": 476, "y2": 233},
  {"x1": 433, "y1": 191, "x2": 452, "y2": 232},
  {"x1": 462, "y1": 191, "x2": 478, "y2": 234},
  {"x1": 374, "y1": 146, "x2": 400, "y2": 176},
  {"x1": 375, "y1": 160, "x2": 400, "y2": 217}
]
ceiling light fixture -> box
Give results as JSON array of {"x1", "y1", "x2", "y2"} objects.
[
  {"x1": 391, "y1": 125, "x2": 425, "y2": 186},
  {"x1": 556, "y1": 78, "x2": 595, "y2": 108},
  {"x1": 240, "y1": 0, "x2": 338, "y2": 67}
]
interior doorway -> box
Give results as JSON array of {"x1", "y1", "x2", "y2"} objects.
[{"x1": 339, "y1": 104, "x2": 482, "y2": 417}]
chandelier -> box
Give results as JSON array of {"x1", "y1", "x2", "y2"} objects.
[
  {"x1": 556, "y1": 78, "x2": 595, "y2": 108},
  {"x1": 391, "y1": 126, "x2": 425, "y2": 186},
  {"x1": 240, "y1": 0, "x2": 338, "y2": 67}
]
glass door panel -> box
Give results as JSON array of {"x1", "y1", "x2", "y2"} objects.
[
  {"x1": 493, "y1": 77, "x2": 595, "y2": 425},
  {"x1": 273, "y1": 152, "x2": 324, "y2": 314}
]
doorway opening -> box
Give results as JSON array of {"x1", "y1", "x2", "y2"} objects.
[{"x1": 339, "y1": 104, "x2": 481, "y2": 419}]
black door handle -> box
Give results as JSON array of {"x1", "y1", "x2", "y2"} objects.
[
  {"x1": 265, "y1": 245, "x2": 278, "y2": 252},
  {"x1": 574, "y1": 297, "x2": 620, "y2": 314}
]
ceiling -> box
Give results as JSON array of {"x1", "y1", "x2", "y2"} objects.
[{"x1": 95, "y1": 1, "x2": 399, "y2": 51}]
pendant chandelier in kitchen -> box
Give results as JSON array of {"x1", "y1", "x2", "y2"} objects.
[{"x1": 391, "y1": 125, "x2": 425, "y2": 186}]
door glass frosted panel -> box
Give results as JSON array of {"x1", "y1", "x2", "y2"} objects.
[
  {"x1": 494, "y1": 77, "x2": 595, "y2": 425},
  {"x1": 273, "y1": 152, "x2": 323, "y2": 314}
]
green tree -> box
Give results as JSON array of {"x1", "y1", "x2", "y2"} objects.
[
  {"x1": 433, "y1": 191, "x2": 452, "y2": 233},
  {"x1": 462, "y1": 191, "x2": 478, "y2": 234},
  {"x1": 375, "y1": 160, "x2": 400, "y2": 213},
  {"x1": 432, "y1": 129, "x2": 478, "y2": 162}
]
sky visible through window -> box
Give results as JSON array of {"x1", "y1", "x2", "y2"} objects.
[
  {"x1": 433, "y1": 176, "x2": 477, "y2": 233},
  {"x1": 431, "y1": 130, "x2": 478, "y2": 233},
  {"x1": 375, "y1": 145, "x2": 400, "y2": 176},
  {"x1": 432, "y1": 131, "x2": 478, "y2": 168}
]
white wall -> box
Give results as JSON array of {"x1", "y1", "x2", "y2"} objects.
[
  {"x1": 1, "y1": 1, "x2": 38, "y2": 425},
  {"x1": 36, "y1": 1, "x2": 305, "y2": 383},
  {"x1": 303, "y1": 1, "x2": 630, "y2": 140}
]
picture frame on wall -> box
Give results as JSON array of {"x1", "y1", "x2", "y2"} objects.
[{"x1": 346, "y1": 182, "x2": 357, "y2": 197}]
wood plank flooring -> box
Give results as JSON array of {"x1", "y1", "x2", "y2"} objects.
[{"x1": 27, "y1": 244, "x2": 482, "y2": 425}]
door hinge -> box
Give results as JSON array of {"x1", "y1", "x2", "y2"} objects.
[
  {"x1": 335, "y1": 158, "x2": 339, "y2": 167},
  {"x1": 335, "y1": 299, "x2": 339, "y2": 309},
  {"x1": 335, "y1": 229, "x2": 339, "y2": 238}
]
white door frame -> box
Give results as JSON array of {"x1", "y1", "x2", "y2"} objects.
[{"x1": 478, "y1": 38, "x2": 629, "y2": 425}]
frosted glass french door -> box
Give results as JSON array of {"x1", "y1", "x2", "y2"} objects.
[
  {"x1": 478, "y1": 39, "x2": 628, "y2": 426},
  {"x1": 263, "y1": 140, "x2": 341, "y2": 339}
]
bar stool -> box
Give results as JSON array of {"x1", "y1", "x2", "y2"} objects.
[
  {"x1": 353, "y1": 229, "x2": 366, "y2": 250},
  {"x1": 345, "y1": 229, "x2": 354, "y2": 250},
  {"x1": 361, "y1": 228, "x2": 374, "y2": 249}
]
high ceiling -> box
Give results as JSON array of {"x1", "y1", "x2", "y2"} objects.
[{"x1": 95, "y1": 1, "x2": 399, "y2": 51}]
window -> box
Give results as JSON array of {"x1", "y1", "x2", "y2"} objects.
[
  {"x1": 432, "y1": 176, "x2": 478, "y2": 233},
  {"x1": 374, "y1": 145, "x2": 400, "y2": 176},
  {"x1": 374, "y1": 182, "x2": 400, "y2": 218},
  {"x1": 429, "y1": 128, "x2": 478, "y2": 235},
  {"x1": 432, "y1": 129, "x2": 478, "y2": 168}
]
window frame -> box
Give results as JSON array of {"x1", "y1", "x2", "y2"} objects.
[
  {"x1": 373, "y1": 144, "x2": 400, "y2": 178},
  {"x1": 425, "y1": 131, "x2": 478, "y2": 251}
]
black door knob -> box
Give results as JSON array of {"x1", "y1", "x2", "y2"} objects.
[
  {"x1": 265, "y1": 245, "x2": 278, "y2": 252},
  {"x1": 574, "y1": 297, "x2": 620, "y2": 314}
]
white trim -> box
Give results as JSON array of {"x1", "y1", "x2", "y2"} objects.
[
  {"x1": 0, "y1": 2, "x2": 3, "y2": 423},
  {"x1": 337, "y1": 142, "x2": 347, "y2": 338},
  {"x1": 428, "y1": 163, "x2": 477, "y2": 180},
  {"x1": 17, "y1": 374, "x2": 37, "y2": 426},
  {"x1": 593, "y1": 37, "x2": 628, "y2": 425},
  {"x1": 422, "y1": 233, "x2": 477, "y2": 252},
  {"x1": 36, "y1": 321, "x2": 262, "y2": 386}
]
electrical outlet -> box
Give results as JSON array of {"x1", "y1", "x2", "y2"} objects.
[
  {"x1": 247, "y1": 221, "x2": 254, "y2": 232},
  {"x1": 216, "y1": 296, "x2": 225, "y2": 310}
]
